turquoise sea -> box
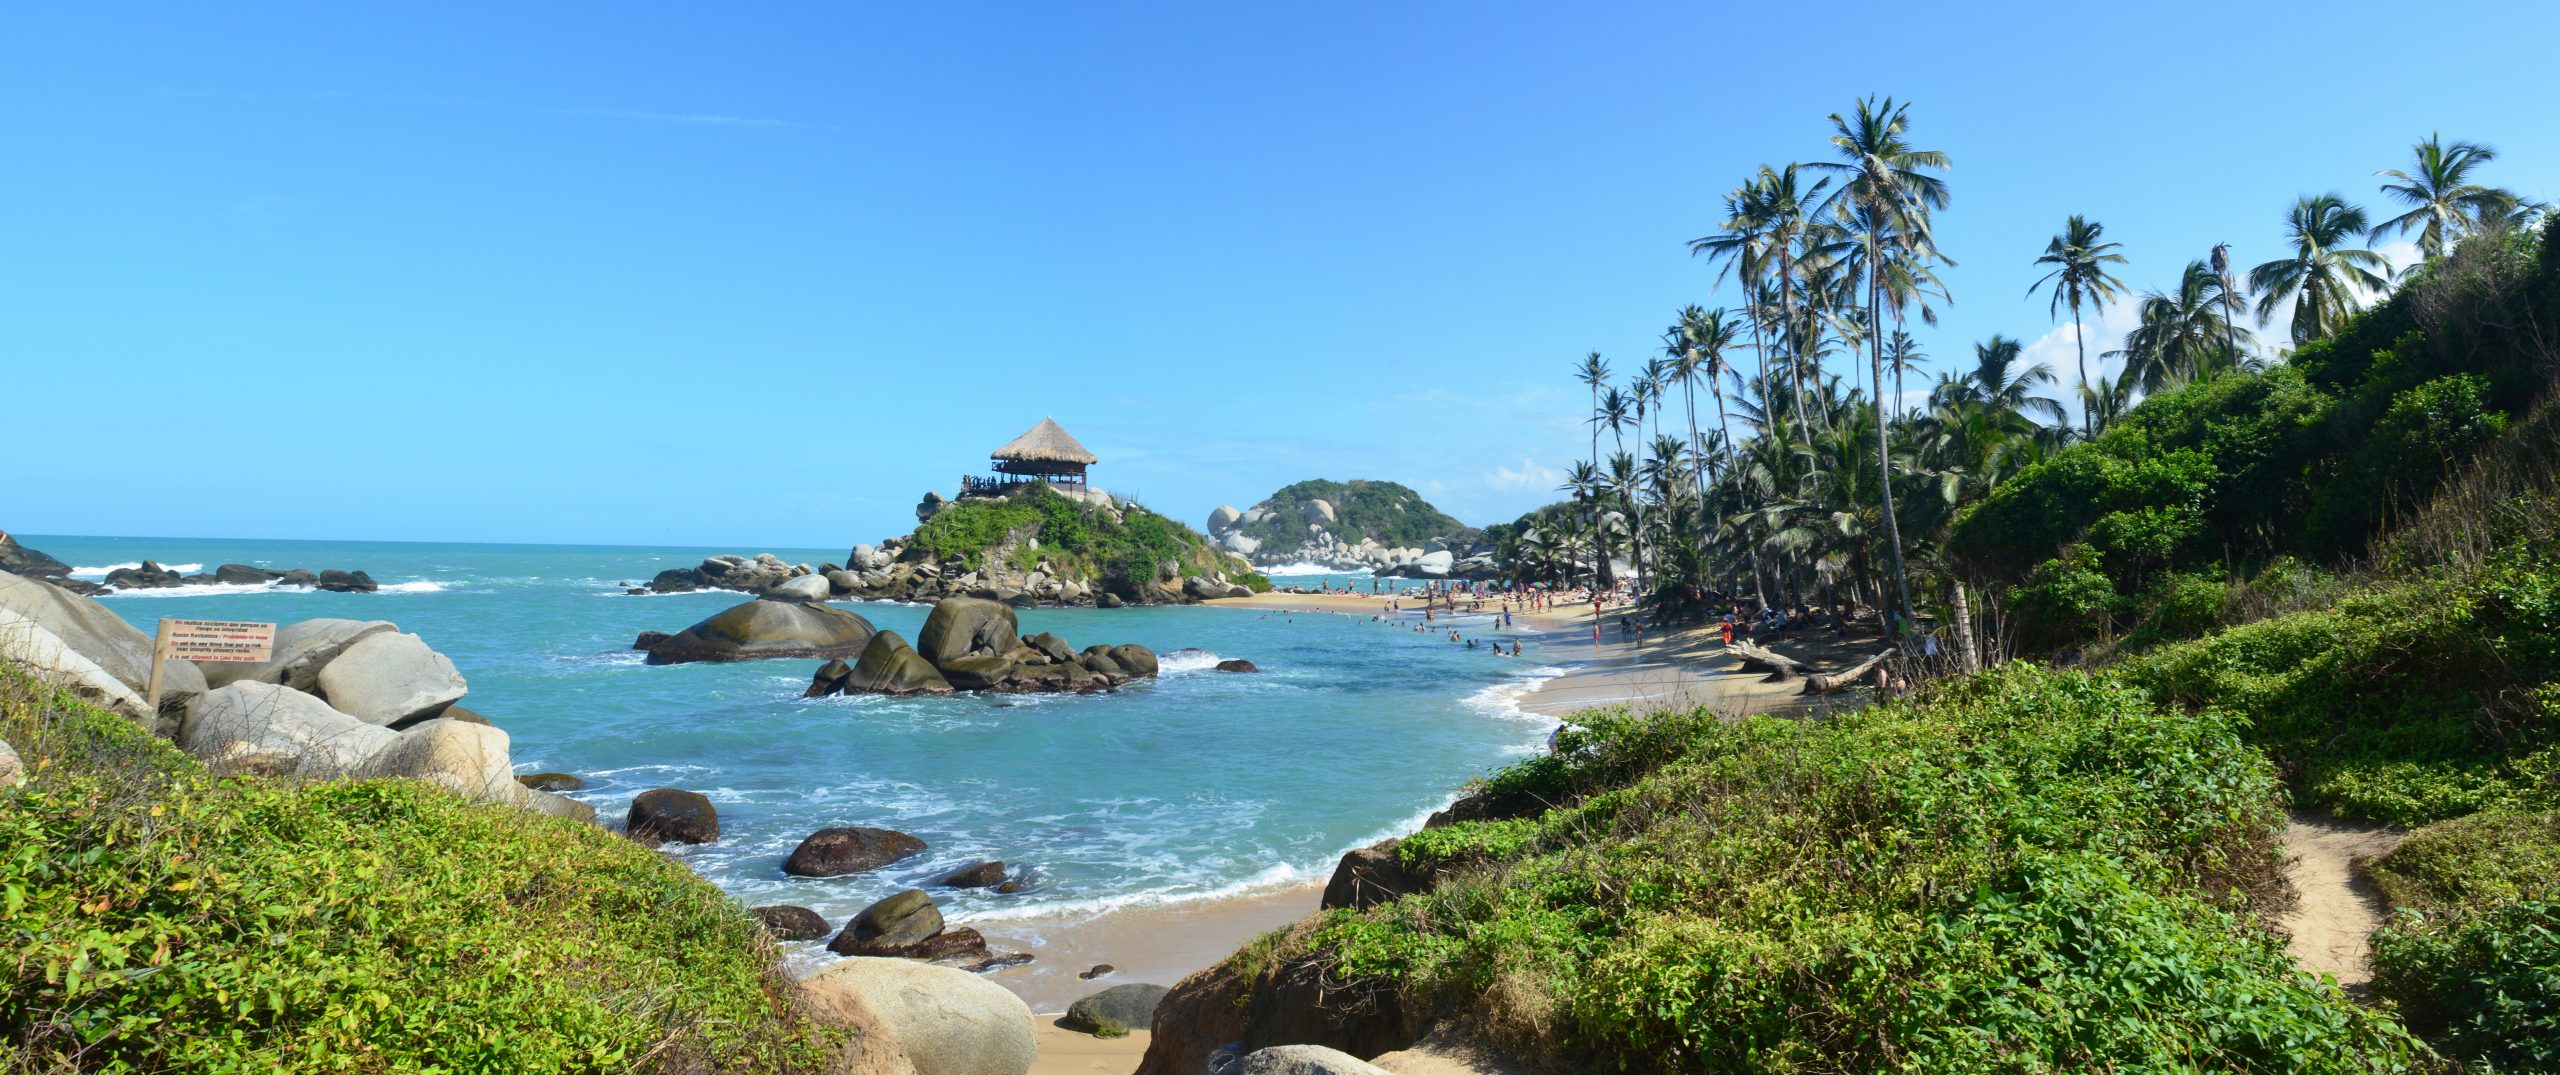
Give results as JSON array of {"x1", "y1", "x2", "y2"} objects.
[{"x1": 28, "y1": 535, "x2": 1562, "y2": 959}]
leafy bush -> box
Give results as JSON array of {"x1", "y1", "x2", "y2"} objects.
[
  {"x1": 2367, "y1": 810, "x2": 2560, "y2": 1072},
  {"x1": 0, "y1": 671, "x2": 829, "y2": 1074},
  {"x1": 1290, "y1": 666, "x2": 2425, "y2": 1072},
  {"x1": 2121, "y1": 539, "x2": 2560, "y2": 825},
  {"x1": 911, "y1": 485, "x2": 1254, "y2": 594}
]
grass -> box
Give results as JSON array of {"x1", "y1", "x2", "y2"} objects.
[
  {"x1": 0, "y1": 667, "x2": 834, "y2": 1074},
  {"x1": 2367, "y1": 810, "x2": 2560, "y2": 1073},
  {"x1": 1281, "y1": 665, "x2": 2426, "y2": 1072}
]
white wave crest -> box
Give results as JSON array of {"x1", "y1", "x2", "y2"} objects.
[
  {"x1": 376, "y1": 581, "x2": 445, "y2": 593},
  {"x1": 1156, "y1": 647, "x2": 1224, "y2": 674},
  {"x1": 99, "y1": 581, "x2": 310, "y2": 599},
  {"x1": 1256, "y1": 561, "x2": 1373, "y2": 577},
  {"x1": 70, "y1": 562, "x2": 205, "y2": 577}
]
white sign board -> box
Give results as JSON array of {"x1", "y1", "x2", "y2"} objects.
[{"x1": 147, "y1": 618, "x2": 277, "y2": 712}]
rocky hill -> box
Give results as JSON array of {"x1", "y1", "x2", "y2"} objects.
[
  {"x1": 1206, "y1": 479, "x2": 1492, "y2": 576},
  {"x1": 640, "y1": 483, "x2": 1269, "y2": 606}
]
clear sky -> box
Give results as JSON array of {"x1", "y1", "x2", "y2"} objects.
[{"x1": 6, "y1": 2, "x2": 2552, "y2": 549}]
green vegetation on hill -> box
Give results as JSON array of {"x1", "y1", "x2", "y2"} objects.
[
  {"x1": 2367, "y1": 810, "x2": 2560, "y2": 1072},
  {"x1": 1275, "y1": 666, "x2": 2425, "y2": 1071},
  {"x1": 1228, "y1": 480, "x2": 1467, "y2": 555},
  {"x1": 0, "y1": 670, "x2": 833, "y2": 1074},
  {"x1": 1951, "y1": 217, "x2": 2560, "y2": 652},
  {"x1": 910, "y1": 483, "x2": 1268, "y2": 595}
]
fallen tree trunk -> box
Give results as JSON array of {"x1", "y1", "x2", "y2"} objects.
[
  {"x1": 1803, "y1": 648, "x2": 1898, "y2": 695},
  {"x1": 1729, "y1": 640, "x2": 1813, "y2": 682}
]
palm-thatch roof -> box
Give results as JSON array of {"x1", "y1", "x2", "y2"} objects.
[{"x1": 991, "y1": 417, "x2": 1098, "y2": 465}]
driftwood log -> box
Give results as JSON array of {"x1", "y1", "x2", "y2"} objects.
[
  {"x1": 1803, "y1": 648, "x2": 1899, "y2": 695},
  {"x1": 1728, "y1": 640, "x2": 1813, "y2": 682}
]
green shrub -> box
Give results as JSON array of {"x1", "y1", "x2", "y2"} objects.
[
  {"x1": 1292, "y1": 666, "x2": 2425, "y2": 1071},
  {"x1": 2366, "y1": 815, "x2": 2560, "y2": 1075},
  {"x1": 0, "y1": 672, "x2": 828, "y2": 1074},
  {"x1": 2122, "y1": 570, "x2": 2231, "y2": 648},
  {"x1": 2121, "y1": 539, "x2": 2560, "y2": 825},
  {"x1": 2008, "y1": 547, "x2": 2120, "y2": 647}
]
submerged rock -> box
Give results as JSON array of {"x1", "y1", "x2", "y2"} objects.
[
  {"x1": 935, "y1": 860, "x2": 1007, "y2": 888},
  {"x1": 751, "y1": 905, "x2": 832, "y2": 941},
  {"x1": 517, "y1": 772, "x2": 586, "y2": 793},
  {"x1": 1215, "y1": 659, "x2": 1260, "y2": 673},
  {"x1": 627, "y1": 788, "x2": 719, "y2": 844},
  {"x1": 783, "y1": 825, "x2": 928, "y2": 877},
  {"x1": 641, "y1": 597, "x2": 876, "y2": 665}
]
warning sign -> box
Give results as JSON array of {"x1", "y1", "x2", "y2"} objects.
[{"x1": 161, "y1": 619, "x2": 276, "y2": 663}]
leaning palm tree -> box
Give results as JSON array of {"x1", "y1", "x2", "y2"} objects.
[
  {"x1": 2251, "y1": 195, "x2": 2392, "y2": 347},
  {"x1": 2028, "y1": 216, "x2": 2129, "y2": 435},
  {"x1": 1810, "y1": 95, "x2": 1950, "y2": 633},
  {"x1": 2373, "y1": 133, "x2": 2523, "y2": 261}
]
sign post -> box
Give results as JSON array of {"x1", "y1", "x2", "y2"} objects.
[{"x1": 146, "y1": 619, "x2": 277, "y2": 713}]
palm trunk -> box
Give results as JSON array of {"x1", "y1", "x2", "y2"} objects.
[
  {"x1": 2071, "y1": 300, "x2": 2091, "y2": 437},
  {"x1": 1871, "y1": 278, "x2": 1916, "y2": 633}
]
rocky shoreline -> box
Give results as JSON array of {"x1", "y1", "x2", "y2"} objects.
[{"x1": 633, "y1": 541, "x2": 1257, "y2": 607}]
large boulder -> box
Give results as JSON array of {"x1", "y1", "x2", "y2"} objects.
[
  {"x1": 935, "y1": 860, "x2": 1007, "y2": 888},
  {"x1": 1305, "y1": 499, "x2": 1336, "y2": 525},
  {"x1": 1242, "y1": 1046, "x2": 1393, "y2": 1075},
  {"x1": 0, "y1": 572, "x2": 208, "y2": 711},
  {"x1": 359, "y1": 718, "x2": 516, "y2": 801},
  {"x1": 1063, "y1": 983, "x2": 1171, "y2": 1035},
  {"x1": 642, "y1": 598, "x2": 876, "y2": 665},
  {"x1": 765, "y1": 574, "x2": 832, "y2": 603},
  {"x1": 627, "y1": 788, "x2": 719, "y2": 844},
  {"x1": 1410, "y1": 550, "x2": 1455, "y2": 578},
  {"x1": 181, "y1": 681, "x2": 395, "y2": 778},
  {"x1": 914, "y1": 598, "x2": 1018, "y2": 668},
  {"x1": 797, "y1": 957, "x2": 1035, "y2": 1075},
  {"x1": 1183, "y1": 576, "x2": 1228, "y2": 601},
  {"x1": 1208, "y1": 505, "x2": 1242, "y2": 532},
  {"x1": 1135, "y1": 961, "x2": 1250, "y2": 1075},
  {"x1": 0, "y1": 530, "x2": 69, "y2": 577},
  {"x1": 314, "y1": 631, "x2": 468, "y2": 727},
  {"x1": 202, "y1": 617, "x2": 395, "y2": 690},
  {"x1": 0, "y1": 606, "x2": 148, "y2": 717},
  {"x1": 212, "y1": 563, "x2": 281, "y2": 585},
  {"x1": 783, "y1": 826, "x2": 928, "y2": 877},
  {"x1": 1321, "y1": 839, "x2": 1423, "y2": 911},
  {"x1": 1110, "y1": 644, "x2": 1160, "y2": 678},
  {"x1": 937, "y1": 655, "x2": 1016, "y2": 691},
  {"x1": 1021, "y1": 632, "x2": 1077, "y2": 664},
  {"x1": 845, "y1": 631, "x2": 953, "y2": 695},
  {"x1": 827, "y1": 888, "x2": 946, "y2": 955}
]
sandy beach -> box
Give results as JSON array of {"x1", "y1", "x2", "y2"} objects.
[{"x1": 979, "y1": 883, "x2": 1320, "y2": 1013}]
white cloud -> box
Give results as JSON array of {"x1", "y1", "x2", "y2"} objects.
[{"x1": 1484, "y1": 457, "x2": 1561, "y2": 493}]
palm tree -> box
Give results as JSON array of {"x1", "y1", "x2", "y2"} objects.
[
  {"x1": 1947, "y1": 336, "x2": 2067, "y2": 428},
  {"x1": 2109, "y1": 260, "x2": 2251, "y2": 393},
  {"x1": 1810, "y1": 95, "x2": 1950, "y2": 633},
  {"x1": 1560, "y1": 460, "x2": 1607, "y2": 589},
  {"x1": 1883, "y1": 330, "x2": 1925, "y2": 420},
  {"x1": 2028, "y1": 216, "x2": 2129, "y2": 435},
  {"x1": 2077, "y1": 365, "x2": 2140, "y2": 438},
  {"x1": 2373, "y1": 133, "x2": 2523, "y2": 261},
  {"x1": 2251, "y1": 195, "x2": 2392, "y2": 347},
  {"x1": 1575, "y1": 352, "x2": 1612, "y2": 546},
  {"x1": 2209, "y1": 242, "x2": 2244, "y2": 365}
]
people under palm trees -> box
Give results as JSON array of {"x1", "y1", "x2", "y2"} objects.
[
  {"x1": 2373, "y1": 133, "x2": 2524, "y2": 262},
  {"x1": 2028, "y1": 216, "x2": 2129, "y2": 435},
  {"x1": 2251, "y1": 195, "x2": 2392, "y2": 348}
]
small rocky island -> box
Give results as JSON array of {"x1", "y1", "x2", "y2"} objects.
[
  {"x1": 635, "y1": 420, "x2": 1269, "y2": 607},
  {"x1": 636, "y1": 593, "x2": 1159, "y2": 696},
  {"x1": 1205, "y1": 478, "x2": 1500, "y2": 578}
]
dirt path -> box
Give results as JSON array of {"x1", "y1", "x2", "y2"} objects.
[{"x1": 2281, "y1": 812, "x2": 2406, "y2": 988}]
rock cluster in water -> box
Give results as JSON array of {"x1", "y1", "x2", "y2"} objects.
[
  {"x1": 802, "y1": 597, "x2": 1158, "y2": 697},
  {"x1": 0, "y1": 532, "x2": 381, "y2": 596},
  {"x1": 631, "y1": 528, "x2": 1255, "y2": 607},
  {"x1": 634, "y1": 596, "x2": 878, "y2": 665}
]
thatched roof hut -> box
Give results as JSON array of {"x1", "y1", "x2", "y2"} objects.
[
  {"x1": 966, "y1": 418, "x2": 1097, "y2": 494},
  {"x1": 991, "y1": 417, "x2": 1098, "y2": 466}
]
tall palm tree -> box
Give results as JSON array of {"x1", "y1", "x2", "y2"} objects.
[
  {"x1": 1575, "y1": 351, "x2": 1612, "y2": 529},
  {"x1": 1811, "y1": 95, "x2": 1949, "y2": 632},
  {"x1": 2028, "y1": 215, "x2": 2129, "y2": 435},
  {"x1": 2373, "y1": 133, "x2": 2523, "y2": 261},
  {"x1": 1883, "y1": 330, "x2": 1925, "y2": 420},
  {"x1": 2251, "y1": 195, "x2": 2392, "y2": 347},
  {"x1": 1560, "y1": 460, "x2": 1606, "y2": 589}
]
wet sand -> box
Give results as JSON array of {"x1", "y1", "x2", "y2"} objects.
[{"x1": 979, "y1": 883, "x2": 1321, "y2": 1013}]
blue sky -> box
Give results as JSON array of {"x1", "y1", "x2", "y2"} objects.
[{"x1": 5, "y1": 2, "x2": 2551, "y2": 548}]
